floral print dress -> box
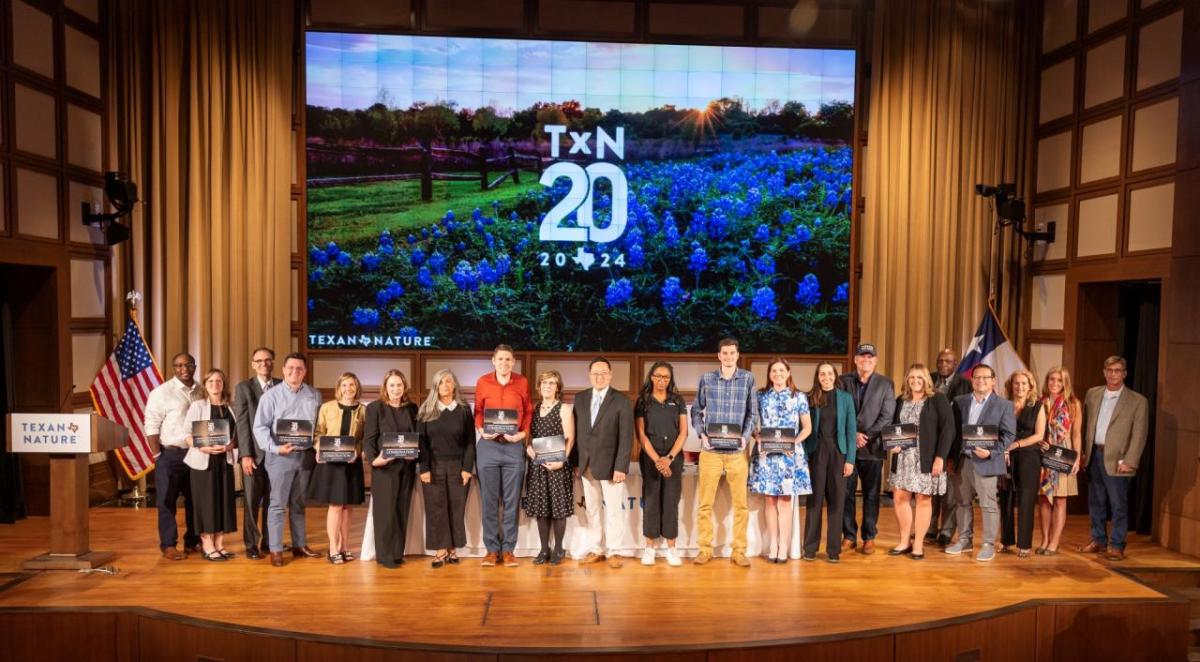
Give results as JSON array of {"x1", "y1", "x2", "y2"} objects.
[{"x1": 749, "y1": 388, "x2": 813, "y2": 496}]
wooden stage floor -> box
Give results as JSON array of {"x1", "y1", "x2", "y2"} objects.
[{"x1": 0, "y1": 504, "x2": 1194, "y2": 655}]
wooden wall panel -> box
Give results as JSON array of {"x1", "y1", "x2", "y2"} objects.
[
  {"x1": 137, "y1": 617, "x2": 296, "y2": 662},
  {"x1": 894, "y1": 609, "x2": 1038, "y2": 661},
  {"x1": 0, "y1": 611, "x2": 118, "y2": 662},
  {"x1": 1050, "y1": 602, "x2": 1188, "y2": 659}
]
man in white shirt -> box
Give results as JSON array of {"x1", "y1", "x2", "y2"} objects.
[
  {"x1": 144, "y1": 352, "x2": 204, "y2": 560},
  {"x1": 1079, "y1": 356, "x2": 1149, "y2": 561},
  {"x1": 573, "y1": 357, "x2": 633, "y2": 568}
]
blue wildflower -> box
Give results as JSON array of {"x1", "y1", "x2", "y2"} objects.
[
  {"x1": 309, "y1": 268, "x2": 324, "y2": 282},
  {"x1": 410, "y1": 248, "x2": 426, "y2": 267},
  {"x1": 477, "y1": 259, "x2": 499, "y2": 285},
  {"x1": 780, "y1": 210, "x2": 793, "y2": 224},
  {"x1": 351, "y1": 307, "x2": 380, "y2": 327},
  {"x1": 389, "y1": 306, "x2": 405, "y2": 321},
  {"x1": 429, "y1": 251, "x2": 447, "y2": 275},
  {"x1": 335, "y1": 252, "x2": 352, "y2": 267},
  {"x1": 421, "y1": 228, "x2": 430, "y2": 239},
  {"x1": 451, "y1": 260, "x2": 479, "y2": 291},
  {"x1": 399, "y1": 326, "x2": 419, "y2": 338},
  {"x1": 495, "y1": 255, "x2": 511, "y2": 276},
  {"x1": 661, "y1": 277, "x2": 688, "y2": 309},
  {"x1": 833, "y1": 282, "x2": 849, "y2": 303},
  {"x1": 472, "y1": 208, "x2": 483, "y2": 221},
  {"x1": 796, "y1": 273, "x2": 821, "y2": 306},
  {"x1": 751, "y1": 286, "x2": 777, "y2": 320},
  {"x1": 754, "y1": 254, "x2": 775, "y2": 275},
  {"x1": 754, "y1": 224, "x2": 770, "y2": 242},
  {"x1": 417, "y1": 267, "x2": 434, "y2": 289},
  {"x1": 361, "y1": 252, "x2": 381, "y2": 271},
  {"x1": 663, "y1": 214, "x2": 680, "y2": 247},
  {"x1": 325, "y1": 241, "x2": 340, "y2": 258},
  {"x1": 729, "y1": 291, "x2": 746, "y2": 307},
  {"x1": 688, "y1": 242, "x2": 708, "y2": 274},
  {"x1": 510, "y1": 211, "x2": 519, "y2": 221},
  {"x1": 309, "y1": 246, "x2": 329, "y2": 266},
  {"x1": 406, "y1": 234, "x2": 417, "y2": 245},
  {"x1": 627, "y1": 244, "x2": 645, "y2": 268},
  {"x1": 443, "y1": 210, "x2": 455, "y2": 222},
  {"x1": 605, "y1": 278, "x2": 633, "y2": 308},
  {"x1": 515, "y1": 238, "x2": 529, "y2": 253}
]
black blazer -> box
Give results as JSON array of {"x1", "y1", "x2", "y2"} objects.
[
  {"x1": 233, "y1": 377, "x2": 279, "y2": 463},
  {"x1": 363, "y1": 400, "x2": 419, "y2": 467},
  {"x1": 417, "y1": 404, "x2": 477, "y2": 475},
  {"x1": 837, "y1": 372, "x2": 897, "y2": 460},
  {"x1": 890, "y1": 392, "x2": 955, "y2": 474},
  {"x1": 573, "y1": 388, "x2": 633, "y2": 480}
]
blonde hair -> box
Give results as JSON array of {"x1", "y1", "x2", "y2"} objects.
[
  {"x1": 1005, "y1": 368, "x2": 1040, "y2": 403},
  {"x1": 334, "y1": 372, "x2": 362, "y2": 403},
  {"x1": 380, "y1": 369, "x2": 411, "y2": 404},
  {"x1": 535, "y1": 370, "x2": 564, "y2": 403},
  {"x1": 1042, "y1": 366, "x2": 1078, "y2": 406},
  {"x1": 900, "y1": 363, "x2": 937, "y2": 401},
  {"x1": 202, "y1": 369, "x2": 231, "y2": 405}
]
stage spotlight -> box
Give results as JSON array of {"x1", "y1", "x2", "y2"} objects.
[
  {"x1": 82, "y1": 172, "x2": 139, "y2": 246},
  {"x1": 975, "y1": 181, "x2": 1053, "y2": 243}
]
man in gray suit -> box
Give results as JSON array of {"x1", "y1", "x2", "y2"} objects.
[
  {"x1": 233, "y1": 346, "x2": 279, "y2": 560},
  {"x1": 574, "y1": 357, "x2": 634, "y2": 568},
  {"x1": 1079, "y1": 356, "x2": 1148, "y2": 561},
  {"x1": 945, "y1": 363, "x2": 1017, "y2": 562},
  {"x1": 840, "y1": 343, "x2": 896, "y2": 555}
]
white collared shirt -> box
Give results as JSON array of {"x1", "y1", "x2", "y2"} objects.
[
  {"x1": 143, "y1": 377, "x2": 204, "y2": 449},
  {"x1": 1094, "y1": 387, "x2": 1123, "y2": 446},
  {"x1": 258, "y1": 377, "x2": 274, "y2": 391},
  {"x1": 436, "y1": 399, "x2": 458, "y2": 412}
]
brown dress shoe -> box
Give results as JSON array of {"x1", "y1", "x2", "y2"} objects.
[
  {"x1": 607, "y1": 555, "x2": 624, "y2": 568},
  {"x1": 859, "y1": 540, "x2": 875, "y2": 555},
  {"x1": 693, "y1": 550, "x2": 712, "y2": 565},
  {"x1": 481, "y1": 552, "x2": 498, "y2": 567},
  {"x1": 270, "y1": 552, "x2": 284, "y2": 567},
  {"x1": 840, "y1": 539, "x2": 855, "y2": 552},
  {"x1": 503, "y1": 552, "x2": 519, "y2": 567},
  {"x1": 292, "y1": 546, "x2": 320, "y2": 558},
  {"x1": 1105, "y1": 547, "x2": 1126, "y2": 561},
  {"x1": 578, "y1": 552, "x2": 605, "y2": 564},
  {"x1": 1078, "y1": 541, "x2": 1105, "y2": 554},
  {"x1": 161, "y1": 547, "x2": 185, "y2": 561}
]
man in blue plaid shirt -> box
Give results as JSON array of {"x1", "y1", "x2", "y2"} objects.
[{"x1": 690, "y1": 338, "x2": 759, "y2": 567}]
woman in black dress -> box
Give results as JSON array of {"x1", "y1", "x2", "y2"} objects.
[
  {"x1": 310, "y1": 372, "x2": 366, "y2": 564},
  {"x1": 363, "y1": 369, "x2": 419, "y2": 569},
  {"x1": 521, "y1": 370, "x2": 575, "y2": 565},
  {"x1": 635, "y1": 361, "x2": 688, "y2": 567},
  {"x1": 184, "y1": 369, "x2": 238, "y2": 562},
  {"x1": 999, "y1": 369, "x2": 1047, "y2": 558},
  {"x1": 417, "y1": 368, "x2": 476, "y2": 568}
]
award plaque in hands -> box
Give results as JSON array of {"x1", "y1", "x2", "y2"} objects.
[
  {"x1": 275, "y1": 419, "x2": 314, "y2": 449},
  {"x1": 1040, "y1": 445, "x2": 1077, "y2": 473},
  {"x1": 381, "y1": 432, "x2": 419, "y2": 460},
  {"x1": 706, "y1": 422, "x2": 743, "y2": 452},
  {"x1": 961, "y1": 424, "x2": 998, "y2": 451},
  {"x1": 882, "y1": 424, "x2": 918, "y2": 451},
  {"x1": 318, "y1": 436, "x2": 356, "y2": 463},
  {"x1": 759, "y1": 427, "x2": 797, "y2": 454},
  {"x1": 531, "y1": 434, "x2": 567, "y2": 464},
  {"x1": 483, "y1": 408, "x2": 520, "y2": 436},
  {"x1": 191, "y1": 419, "x2": 231, "y2": 448}
]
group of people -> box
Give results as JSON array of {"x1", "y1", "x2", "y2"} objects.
[{"x1": 143, "y1": 338, "x2": 1147, "y2": 568}]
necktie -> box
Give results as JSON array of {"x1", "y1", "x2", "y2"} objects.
[{"x1": 591, "y1": 391, "x2": 602, "y2": 423}]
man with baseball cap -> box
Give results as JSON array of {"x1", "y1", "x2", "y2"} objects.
[{"x1": 839, "y1": 343, "x2": 895, "y2": 555}]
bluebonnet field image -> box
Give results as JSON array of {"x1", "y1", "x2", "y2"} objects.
[{"x1": 305, "y1": 33, "x2": 855, "y2": 353}]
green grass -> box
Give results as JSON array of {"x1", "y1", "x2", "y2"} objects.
[{"x1": 307, "y1": 178, "x2": 542, "y2": 249}]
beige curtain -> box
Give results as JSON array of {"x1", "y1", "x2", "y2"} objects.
[
  {"x1": 861, "y1": 0, "x2": 1034, "y2": 381},
  {"x1": 110, "y1": 0, "x2": 295, "y2": 383}
]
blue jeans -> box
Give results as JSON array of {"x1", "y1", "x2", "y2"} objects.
[
  {"x1": 476, "y1": 440, "x2": 525, "y2": 553},
  {"x1": 843, "y1": 458, "x2": 882, "y2": 542},
  {"x1": 1088, "y1": 446, "x2": 1131, "y2": 550}
]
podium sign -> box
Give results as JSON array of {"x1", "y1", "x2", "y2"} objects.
[
  {"x1": 8, "y1": 413, "x2": 97, "y2": 454},
  {"x1": 6, "y1": 413, "x2": 128, "y2": 570}
]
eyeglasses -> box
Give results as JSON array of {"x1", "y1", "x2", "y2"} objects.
[
  {"x1": 1104, "y1": 367, "x2": 1126, "y2": 374},
  {"x1": 251, "y1": 359, "x2": 273, "y2": 365},
  {"x1": 971, "y1": 375, "x2": 994, "y2": 381}
]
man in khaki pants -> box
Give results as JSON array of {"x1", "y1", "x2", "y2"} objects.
[
  {"x1": 1078, "y1": 356, "x2": 1148, "y2": 562},
  {"x1": 690, "y1": 338, "x2": 759, "y2": 567}
]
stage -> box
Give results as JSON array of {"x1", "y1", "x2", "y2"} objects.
[{"x1": 0, "y1": 504, "x2": 1192, "y2": 660}]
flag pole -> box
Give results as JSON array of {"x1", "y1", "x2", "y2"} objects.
[{"x1": 119, "y1": 291, "x2": 150, "y2": 507}]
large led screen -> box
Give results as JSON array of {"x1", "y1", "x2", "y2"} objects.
[{"x1": 306, "y1": 33, "x2": 855, "y2": 353}]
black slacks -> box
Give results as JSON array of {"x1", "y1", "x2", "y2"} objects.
[
  {"x1": 371, "y1": 459, "x2": 417, "y2": 564},
  {"x1": 640, "y1": 452, "x2": 683, "y2": 540},
  {"x1": 422, "y1": 458, "x2": 468, "y2": 550},
  {"x1": 804, "y1": 438, "x2": 846, "y2": 557},
  {"x1": 242, "y1": 460, "x2": 271, "y2": 550},
  {"x1": 1000, "y1": 447, "x2": 1041, "y2": 549}
]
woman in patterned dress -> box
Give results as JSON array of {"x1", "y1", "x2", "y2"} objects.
[
  {"x1": 887, "y1": 364, "x2": 954, "y2": 560},
  {"x1": 521, "y1": 370, "x2": 575, "y2": 565},
  {"x1": 1036, "y1": 366, "x2": 1081, "y2": 555},
  {"x1": 749, "y1": 358, "x2": 813, "y2": 563}
]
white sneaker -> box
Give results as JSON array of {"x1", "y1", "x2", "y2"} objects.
[
  {"x1": 666, "y1": 548, "x2": 682, "y2": 567},
  {"x1": 641, "y1": 548, "x2": 656, "y2": 565}
]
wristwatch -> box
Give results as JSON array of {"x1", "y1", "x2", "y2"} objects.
[{"x1": 666, "y1": 454, "x2": 675, "y2": 461}]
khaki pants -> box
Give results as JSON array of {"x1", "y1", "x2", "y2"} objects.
[{"x1": 696, "y1": 451, "x2": 749, "y2": 555}]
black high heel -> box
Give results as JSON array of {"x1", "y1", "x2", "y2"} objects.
[{"x1": 888, "y1": 546, "x2": 912, "y2": 556}]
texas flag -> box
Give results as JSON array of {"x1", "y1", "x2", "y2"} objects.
[{"x1": 956, "y1": 307, "x2": 1028, "y2": 387}]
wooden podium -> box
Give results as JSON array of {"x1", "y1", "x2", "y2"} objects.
[{"x1": 6, "y1": 413, "x2": 128, "y2": 570}]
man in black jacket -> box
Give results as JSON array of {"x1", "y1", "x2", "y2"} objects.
[
  {"x1": 574, "y1": 357, "x2": 634, "y2": 568},
  {"x1": 232, "y1": 347, "x2": 279, "y2": 559},
  {"x1": 927, "y1": 348, "x2": 971, "y2": 544},
  {"x1": 840, "y1": 344, "x2": 896, "y2": 555}
]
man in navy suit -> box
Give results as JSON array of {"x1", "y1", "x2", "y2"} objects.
[
  {"x1": 945, "y1": 363, "x2": 1017, "y2": 562},
  {"x1": 574, "y1": 357, "x2": 634, "y2": 568}
]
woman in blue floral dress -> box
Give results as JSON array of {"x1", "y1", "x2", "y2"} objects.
[{"x1": 750, "y1": 358, "x2": 813, "y2": 563}]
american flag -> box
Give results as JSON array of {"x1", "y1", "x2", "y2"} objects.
[{"x1": 90, "y1": 318, "x2": 163, "y2": 480}]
